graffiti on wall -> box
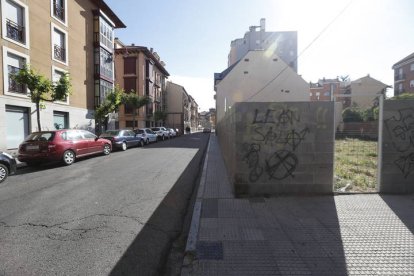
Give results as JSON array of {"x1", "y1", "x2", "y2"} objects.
[
  {"x1": 242, "y1": 108, "x2": 309, "y2": 182},
  {"x1": 384, "y1": 107, "x2": 414, "y2": 178}
]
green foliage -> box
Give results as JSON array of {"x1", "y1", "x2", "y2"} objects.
[
  {"x1": 342, "y1": 107, "x2": 363, "y2": 122},
  {"x1": 154, "y1": 110, "x2": 167, "y2": 122},
  {"x1": 342, "y1": 106, "x2": 379, "y2": 122},
  {"x1": 12, "y1": 65, "x2": 71, "y2": 131},
  {"x1": 94, "y1": 85, "x2": 124, "y2": 122},
  {"x1": 390, "y1": 92, "x2": 414, "y2": 100},
  {"x1": 334, "y1": 138, "x2": 378, "y2": 192},
  {"x1": 121, "y1": 91, "x2": 150, "y2": 130}
]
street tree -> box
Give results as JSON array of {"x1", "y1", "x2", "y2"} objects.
[
  {"x1": 154, "y1": 110, "x2": 167, "y2": 125},
  {"x1": 121, "y1": 91, "x2": 150, "y2": 130},
  {"x1": 12, "y1": 65, "x2": 71, "y2": 131},
  {"x1": 94, "y1": 85, "x2": 123, "y2": 134}
]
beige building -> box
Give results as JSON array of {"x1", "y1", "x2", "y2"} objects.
[
  {"x1": 165, "y1": 81, "x2": 187, "y2": 135},
  {"x1": 114, "y1": 39, "x2": 169, "y2": 129},
  {"x1": 349, "y1": 75, "x2": 389, "y2": 108},
  {"x1": 0, "y1": 0, "x2": 124, "y2": 150},
  {"x1": 214, "y1": 50, "x2": 309, "y2": 123}
]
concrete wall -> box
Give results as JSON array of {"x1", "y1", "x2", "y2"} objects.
[
  {"x1": 217, "y1": 101, "x2": 335, "y2": 196},
  {"x1": 380, "y1": 100, "x2": 414, "y2": 193}
]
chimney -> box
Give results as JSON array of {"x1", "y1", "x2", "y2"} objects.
[{"x1": 260, "y1": 18, "x2": 266, "y2": 31}]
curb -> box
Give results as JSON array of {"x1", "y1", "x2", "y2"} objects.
[{"x1": 183, "y1": 136, "x2": 211, "y2": 258}]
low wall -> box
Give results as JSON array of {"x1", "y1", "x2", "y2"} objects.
[
  {"x1": 217, "y1": 102, "x2": 335, "y2": 196},
  {"x1": 380, "y1": 100, "x2": 414, "y2": 193}
]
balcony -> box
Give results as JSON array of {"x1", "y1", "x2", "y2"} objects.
[
  {"x1": 6, "y1": 19, "x2": 25, "y2": 44},
  {"x1": 54, "y1": 44, "x2": 66, "y2": 62},
  {"x1": 8, "y1": 65, "x2": 25, "y2": 94},
  {"x1": 394, "y1": 74, "x2": 405, "y2": 82},
  {"x1": 53, "y1": 2, "x2": 65, "y2": 21}
]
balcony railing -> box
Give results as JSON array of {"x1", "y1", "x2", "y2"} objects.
[
  {"x1": 53, "y1": 2, "x2": 65, "y2": 21},
  {"x1": 54, "y1": 44, "x2": 66, "y2": 62},
  {"x1": 8, "y1": 65, "x2": 25, "y2": 94},
  {"x1": 6, "y1": 19, "x2": 24, "y2": 43},
  {"x1": 394, "y1": 74, "x2": 405, "y2": 81}
]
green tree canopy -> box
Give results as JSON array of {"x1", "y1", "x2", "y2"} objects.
[{"x1": 12, "y1": 65, "x2": 71, "y2": 131}]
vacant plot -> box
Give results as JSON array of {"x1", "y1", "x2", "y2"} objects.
[{"x1": 334, "y1": 138, "x2": 378, "y2": 192}]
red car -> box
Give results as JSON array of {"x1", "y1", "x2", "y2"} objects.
[{"x1": 18, "y1": 129, "x2": 112, "y2": 166}]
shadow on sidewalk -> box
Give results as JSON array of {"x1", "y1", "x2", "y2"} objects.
[
  {"x1": 380, "y1": 194, "x2": 414, "y2": 236},
  {"x1": 109, "y1": 134, "x2": 209, "y2": 275}
]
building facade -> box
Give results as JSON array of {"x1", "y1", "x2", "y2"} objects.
[
  {"x1": 165, "y1": 81, "x2": 187, "y2": 134},
  {"x1": 215, "y1": 50, "x2": 309, "y2": 123},
  {"x1": 0, "y1": 0, "x2": 124, "y2": 151},
  {"x1": 310, "y1": 75, "x2": 389, "y2": 109},
  {"x1": 114, "y1": 39, "x2": 169, "y2": 129},
  {"x1": 228, "y1": 18, "x2": 298, "y2": 72},
  {"x1": 392, "y1": 52, "x2": 414, "y2": 96}
]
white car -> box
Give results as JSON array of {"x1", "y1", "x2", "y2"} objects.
[
  {"x1": 168, "y1": 128, "x2": 177, "y2": 137},
  {"x1": 151, "y1": 127, "x2": 170, "y2": 140}
]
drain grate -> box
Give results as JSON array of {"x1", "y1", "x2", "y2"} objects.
[{"x1": 196, "y1": 241, "x2": 223, "y2": 260}]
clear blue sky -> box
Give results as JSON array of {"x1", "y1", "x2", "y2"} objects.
[{"x1": 105, "y1": 0, "x2": 414, "y2": 111}]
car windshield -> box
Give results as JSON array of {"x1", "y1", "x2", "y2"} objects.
[
  {"x1": 136, "y1": 130, "x2": 144, "y2": 134},
  {"x1": 25, "y1": 132, "x2": 55, "y2": 142},
  {"x1": 152, "y1": 128, "x2": 160, "y2": 131}
]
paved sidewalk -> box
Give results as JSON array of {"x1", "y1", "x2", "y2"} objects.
[{"x1": 181, "y1": 135, "x2": 414, "y2": 276}]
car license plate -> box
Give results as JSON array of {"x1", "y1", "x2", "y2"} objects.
[{"x1": 26, "y1": 145, "x2": 39, "y2": 151}]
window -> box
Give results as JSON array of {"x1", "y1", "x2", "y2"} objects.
[
  {"x1": 52, "y1": 66, "x2": 68, "y2": 103},
  {"x1": 95, "y1": 48, "x2": 113, "y2": 79},
  {"x1": 95, "y1": 79, "x2": 113, "y2": 106},
  {"x1": 411, "y1": 63, "x2": 414, "y2": 71},
  {"x1": 81, "y1": 130, "x2": 96, "y2": 139},
  {"x1": 100, "y1": 18, "x2": 114, "y2": 51},
  {"x1": 2, "y1": 46, "x2": 29, "y2": 96},
  {"x1": 124, "y1": 77, "x2": 136, "y2": 93},
  {"x1": 51, "y1": 23, "x2": 68, "y2": 64},
  {"x1": 124, "y1": 104, "x2": 133, "y2": 114},
  {"x1": 1, "y1": 0, "x2": 29, "y2": 48},
  {"x1": 126, "y1": 121, "x2": 138, "y2": 128},
  {"x1": 124, "y1": 57, "x2": 136, "y2": 74},
  {"x1": 410, "y1": 80, "x2": 414, "y2": 88},
  {"x1": 53, "y1": 111, "x2": 69, "y2": 129},
  {"x1": 51, "y1": 0, "x2": 66, "y2": 24}
]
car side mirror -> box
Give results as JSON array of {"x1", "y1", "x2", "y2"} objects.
[{"x1": 95, "y1": 137, "x2": 99, "y2": 141}]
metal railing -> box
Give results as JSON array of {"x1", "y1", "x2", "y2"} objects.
[
  {"x1": 6, "y1": 19, "x2": 24, "y2": 43},
  {"x1": 54, "y1": 44, "x2": 66, "y2": 62},
  {"x1": 8, "y1": 65, "x2": 25, "y2": 94},
  {"x1": 53, "y1": 2, "x2": 65, "y2": 21}
]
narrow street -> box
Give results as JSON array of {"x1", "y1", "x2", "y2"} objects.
[{"x1": 0, "y1": 133, "x2": 209, "y2": 276}]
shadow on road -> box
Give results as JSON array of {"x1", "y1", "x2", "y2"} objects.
[{"x1": 109, "y1": 133, "x2": 210, "y2": 275}]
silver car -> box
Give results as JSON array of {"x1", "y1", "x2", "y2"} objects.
[{"x1": 135, "y1": 128, "x2": 158, "y2": 144}]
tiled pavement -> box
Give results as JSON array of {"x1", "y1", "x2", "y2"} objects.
[{"x1": 181, "y1": 135, "x2": 414, "y2": 276}]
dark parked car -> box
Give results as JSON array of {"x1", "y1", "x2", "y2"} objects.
[
  {"x1": 18, "y1": 129, "x2": 112, "y2": 166},
  {"x1": 99, "y1": 129, "x2": 144, "y2": 150},
  {"x1": 0, "y1": 152, "x2": 17, "y2": 183},
  {"x1": 134, "y1": 128, "x2": 158, "y2": 144}
]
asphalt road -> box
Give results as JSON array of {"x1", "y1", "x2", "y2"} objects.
[{"x1": 0, "y1": 132, "x2": 210, "y2": 276}]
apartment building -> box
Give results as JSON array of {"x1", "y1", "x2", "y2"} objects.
[
  {"x1": 310, "y1": 75, "x2": 389, "y2": 109},
  {"x1": 392, "y1": 52, "x2": 414, "y2": 96},
  {"x1": 310, "y1": 78, "x2": 351, "y2": 108},
  {"x1": 114, "y1": 39, "x2": 169, "y2": 129},
  {"x1": 0, "y1": 0, "x2": 125, "y2": 151},
  {"x1": 228, "y1": 18, "x2": 298, "y2": 72},
  {"x1": 165, "y1": 81, "x2": 187, "y2": 135}
]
